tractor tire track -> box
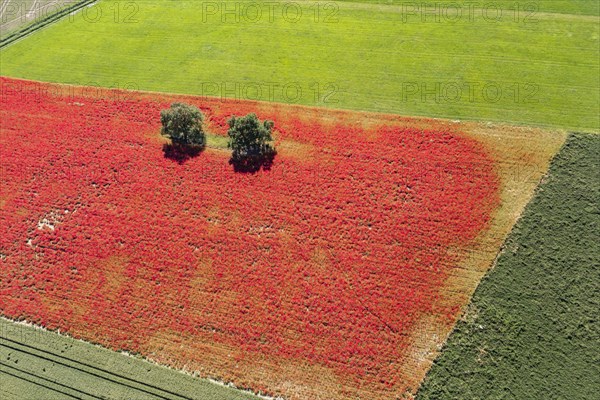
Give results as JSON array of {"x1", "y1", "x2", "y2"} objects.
[{"x1": 0, "y1": 338, "x2": 194, "y2": 400}]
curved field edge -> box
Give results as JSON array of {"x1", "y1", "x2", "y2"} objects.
[
  {"x1": 0, "y1": 0, "x2": 598, "y2": 132},
  {"x1": 416, "y1": 133, "x2": 600, "y2": 399},
  {"x1": 0, "y1": 317, "x2": 262, "y2": 400},
  {"x1": 0, "y1": 78, "x2": 564, "y2": 399},
  {"x1": 401, "y1": 123, "x2": 566, "y2": 397}
]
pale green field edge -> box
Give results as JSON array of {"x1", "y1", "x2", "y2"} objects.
[{"x1": 0, "y1": 316, "x2": 262, "y2": 400}]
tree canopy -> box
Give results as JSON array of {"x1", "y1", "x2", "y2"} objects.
[
  {"x1": 227, "y1": 113, "x2": 276, "y2": 172},
  {"x1": 160, "y1": 103, "x2": 205, "y2": 146}
]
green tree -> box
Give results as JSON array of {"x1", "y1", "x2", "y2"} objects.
[
  {"x1": 227, "y1": 113, "x2": 276, "y2": 172},
  {"x1": 160, "y1": 103, "x2": 205, "y2": 146}
]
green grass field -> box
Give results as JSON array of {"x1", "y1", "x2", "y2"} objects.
[
  {"x1": 416, "y1": 133, "x2": 600, "y2": 399},
  {"x1": 0, "y1": 0, "x2": 598, "y2": 131},
  {"x1": 0, "y1": 317, "x2": 260, "y2": 399}
]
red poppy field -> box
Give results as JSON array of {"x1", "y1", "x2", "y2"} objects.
[{"x1": 0, "y1": 77, "x2": 565, "y2": 399}]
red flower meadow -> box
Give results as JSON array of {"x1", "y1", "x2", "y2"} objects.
[{"x1": 0, "y1": 77, "x2": 500, "y2": 398}]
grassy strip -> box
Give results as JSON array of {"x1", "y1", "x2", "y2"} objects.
[
  {"x1": 206, "y1": 133, "x2": 229, "y2": 149},
  {"x1": 416, "y1": 133, "x2": 600, "y2": 399},
  {"x1": 0, "y1": 317, "x2": 260, "y2": 400},
  {"x1": 336, "y1": 0, "x2": 600, "y2": 16},
  {"x1": 0, "y1": 0, "x2": 96, "y2": 49},
  {"x1": 1, "y1": 0, "x2": 597, "y2": 131}
]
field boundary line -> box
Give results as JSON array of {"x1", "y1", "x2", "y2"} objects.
[
  {"x1": 4, "y1": 76, "x2": 598, "y2": 134},
  {"x1": 335, "y1": 1, "x2": 600, "y2": 22}
]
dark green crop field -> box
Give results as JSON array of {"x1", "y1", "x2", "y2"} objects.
[{"x1": 417, "y1": 133, "x2": 600, "y2": 399}]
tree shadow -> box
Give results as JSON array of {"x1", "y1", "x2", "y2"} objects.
[
  {"x1": 229, "y1": 148, "x2": 277, "y2": 173},
  {"x1": 163, "y1": 143, "x2": 204, "y2": 164}
]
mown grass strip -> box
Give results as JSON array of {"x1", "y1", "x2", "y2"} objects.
[
  {"x1": 0, "y1": 0, "x2": 96, "y2": 49},
  {"x1": 336, "y1": 0, "x2": 600, "y2": 16}
]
